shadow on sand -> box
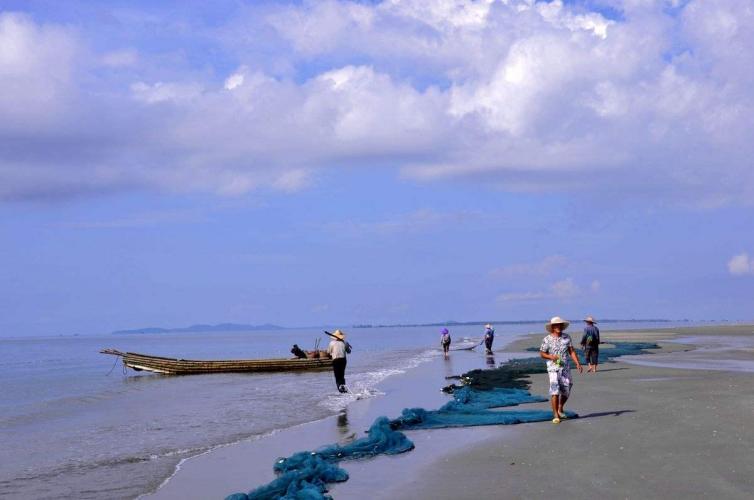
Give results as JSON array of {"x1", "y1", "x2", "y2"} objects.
[{"x1": 577, "y1": 409, "x2": 636, "y2": 419}]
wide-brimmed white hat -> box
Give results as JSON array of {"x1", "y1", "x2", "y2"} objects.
[
  {"x1": 484, "y1": 324, "x2": 493, "y2": 329},
  {"x1": 332, "y1": 329, "x2": 346, "y2": 340},
  {"x1": 545, "y1": 316, "x2": 570, "y2": 332},
  {"x1": 584, "y1": 316, "x2": 597, "y2": 324}
]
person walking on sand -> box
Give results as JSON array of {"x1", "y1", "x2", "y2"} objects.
[
  {"x1": 539, "y1": 317, "x2": 583, "y2": 424},
  {"x1": 440, "y1": 328, "x2": 451, "y2": 358},
  {"x1": 327, "y1": 330, "x2": 350, "y2": 393},
  {"x1": 580, "y1": 316, "x2": 601, "y2": 373},
  {"x1": 483, "y1": 324, "x2": 495, "y2": 354}
]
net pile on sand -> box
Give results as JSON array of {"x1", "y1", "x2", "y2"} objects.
[{"x1": 227, "y1": 342, "x2": 659, "y2": 500}]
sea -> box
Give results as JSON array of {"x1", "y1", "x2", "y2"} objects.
[{"x1": 0, "y1": 321, "x2": 709, "y2": 499}]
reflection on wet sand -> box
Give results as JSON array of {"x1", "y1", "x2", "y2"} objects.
[{"x1": 337, "y1": 410, "x2": 350, "y2": 435}]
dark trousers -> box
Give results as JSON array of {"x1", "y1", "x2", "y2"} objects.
[
  {"x1": 484, "y1": 337, "x2": 494, "y2": 351},
  {"x1": 585, "y1": 346, "x2": 599, "y2": 365},
  {"x1": 332, "y1": 357, "x2": 347, "y2": 388}
]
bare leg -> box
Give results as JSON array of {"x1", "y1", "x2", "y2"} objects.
[
  {"x1": 550, "y1": 395, "x2": 561, "y2": 418},
  {"x1": 558, "y1": 394, "x2": 569, "y2": 415}
]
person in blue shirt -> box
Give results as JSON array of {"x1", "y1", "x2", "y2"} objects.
[
  {"x1": 580, "y1": 316, "x2": 601, "y2": 373},
  {"x1": 483, "y1": 324, "x2": 495, "y2": 354}
]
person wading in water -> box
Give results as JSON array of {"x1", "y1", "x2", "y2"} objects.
[
  {"x1": 483, "y1": 324, "x2": 495, "y2": 354},
  {"x1": 539, "y1": 316, "x2": 583, "y2": 424},
  {"x1": 440, "y1": 328, "x2": 451, "y2": 358},
  {"x1": 327, "y1": 330, "x2": 351, "y2": 393}
]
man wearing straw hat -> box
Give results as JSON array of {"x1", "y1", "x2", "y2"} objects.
[
  {"x1": 327, "y1": 330, "x2": 350, "y2": 393},
  {"x1": 580, "y1": 316, "x2": 601, "y2": 373},
  {"x1": 539, "y1": 317, "x2": 583, "y2": 423}
]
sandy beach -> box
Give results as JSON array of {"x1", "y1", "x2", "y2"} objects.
[
  {"x1": 148, "y1": 324, "x2": 754, "y2": 500},
  {"x1": 370, "y1": 325, "x2": 754, "y2": 500}
]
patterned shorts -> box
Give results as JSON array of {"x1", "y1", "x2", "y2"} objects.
[{"x1": 548, "y1": 369, "x2": 572, "y2": 397}]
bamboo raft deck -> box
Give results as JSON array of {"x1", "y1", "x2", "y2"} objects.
[{"x1": 100, "y1": 348, "x2": 334, "y2": 375}]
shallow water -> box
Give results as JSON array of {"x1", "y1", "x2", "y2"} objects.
[
  {"x1": 618, "y1": 335, "x2": 754, "y2": 373},
  {"x1": 0, "y1": 321, "x2": 705, "y2": 498}
]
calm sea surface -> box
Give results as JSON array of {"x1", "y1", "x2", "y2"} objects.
[{"x1": 0, "y1": 321, "x2": 705, "y2": 499}]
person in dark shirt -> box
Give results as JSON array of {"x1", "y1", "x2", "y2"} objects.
[
  {"x1": 580, "y1": 316, "x2": 601, "y2": 373},
  {"x1": 440, "y1": 328, "x2": 451, "y2": 358},
  {"x1": 483, "y1": 324, "x2": 495, "y2": 354}
]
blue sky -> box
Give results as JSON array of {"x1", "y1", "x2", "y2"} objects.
[{"x1": 1, "y1": 1, "x2": 753, "y2": 336}]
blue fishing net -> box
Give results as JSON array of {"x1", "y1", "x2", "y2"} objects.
[
  {"x1": 227, "y1": 341, "x2": 658, "y2": 500},
  {"x1": 390, "y1": 385, "x2": 552, "y2": 430},
  {"x1": 230, "y1": 417, "x2": 412, "y2": 500},
  {"x1": 525, "y1": 341, "x2": 659, "y2": 366}
]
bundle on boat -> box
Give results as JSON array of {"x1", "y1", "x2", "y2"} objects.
[
  {"x1": 100, "y1": 348, "x2": 333, "y2": 375},
  {"x1": 226, "y1": 341, "x2": 660, "y2": 500}
]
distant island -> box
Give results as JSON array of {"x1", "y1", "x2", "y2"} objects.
[
  {"x1": 351, "y1": 319, "x2": 675, "y2": 328},
  {"x1": 113, "y1": 323, "x2": 285, "y2": 334}
]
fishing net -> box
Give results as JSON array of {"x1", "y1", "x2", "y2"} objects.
[
  {"x1": 230, "y1": 417, "x2": 411, "y2": 500},
  {"x1": 524, "y1": 341, "x2": 659, "y2": 366},
  {"x1": 390, "y1": 385, "x2": 551, "y2": 430},
  {"x1": 227, "y1": 341, "x2": 658, "y2": 500}
]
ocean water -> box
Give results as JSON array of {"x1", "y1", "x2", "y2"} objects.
[{"x1": 0, "y1": 321, "x2": 705, "y2": 499}]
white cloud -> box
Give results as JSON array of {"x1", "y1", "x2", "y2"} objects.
[
  {"x1": 2, "y1": 2, "x2": 754, "y2": 203},
  {"x1": 491, "y1": 255, "x2": 568, "y2": 277},
  {"x1": 550, "y1": 277, "x2": 580, "y2": 299},
  {"x1": 130, "y1": 81, "x2": 203, "y2": 103},
  {"x1": 224, "y1": 71, "x2": 245, "y2": 90},
  {"x1": 0, "y1": 12, "x2": 79, "y2": 128},
  {"x1": 497, "y1": 276, "x2": 598, "y2": 302},
  {"x1": 497, "y1": 291, "x2": 547, "y2": 302},
  {"x1": 728, "y1": 253, "x2": 754, "y2": 275}
]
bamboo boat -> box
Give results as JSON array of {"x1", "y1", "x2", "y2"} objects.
[{"x1": 100, "y1": 348, "x2": 333, "y2": 375}]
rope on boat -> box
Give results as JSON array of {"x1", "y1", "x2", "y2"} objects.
[
  {"x1": 105, "y1": 355, "x2": 120, "y2": 376},
  {"x1": 101, "y1": 349, "x2": 125, "y2": 376}
]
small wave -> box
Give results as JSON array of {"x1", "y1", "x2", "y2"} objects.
[{"x1": 318, "y1": 349, "x2": 435, "y2": 412}]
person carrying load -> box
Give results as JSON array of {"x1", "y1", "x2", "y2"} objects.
[
  {"x1": 539, "y1": 316, "x2": 583, "y2": 424},
  {"x1": 326, "y1": 329, "x2": 351, "y2": 393}
]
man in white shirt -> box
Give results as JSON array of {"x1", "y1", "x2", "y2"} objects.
[{"x1": 327, "y1": 329, "x2": 350, "y2": 393}]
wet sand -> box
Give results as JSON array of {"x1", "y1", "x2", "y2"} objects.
[
  {"x1": 147, "y1": 325, "x2": 754, "y2": 499},
  {"x1": 144, "y1": 345, "x2": 518, "y2": 499},
  {"x1": 373, "y1": 325, "x2": 754, "y2": 499}
]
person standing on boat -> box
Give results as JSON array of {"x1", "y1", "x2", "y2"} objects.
[
  {"x1": 539, "y1": 316, "x2": 583, "y2": 424},
  {"x1": 483, "y1": 324, "x2": 495, "y2": 354},
  {"x1": 440, "y1": 328, "x2": 451, "y2": 358},
  {"x1": 327, "y1": 330, "x2": 350, "y2": 393},
  {"x1": 580, "y1": 316, "x2": 601, "y2": 373}
]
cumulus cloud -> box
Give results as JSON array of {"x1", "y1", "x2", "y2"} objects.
[
  {"x1": 2, "y1": 1, "x2": 754, "y2": 202},
  {"x1": 727, "y1": 253, "x2": 754, "y2": 275}
]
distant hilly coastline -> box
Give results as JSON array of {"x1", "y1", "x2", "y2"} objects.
[
  {"x1": 112, "y1": 323, "x2": 285, "y2": 334},
  {"x1": 351, "y1": 319, "x2": 676, "y2": 328}
]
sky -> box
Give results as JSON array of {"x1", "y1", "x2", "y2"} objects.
[{"x1": 1, "y1": 0, "x2": 753, "y2": 336}]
